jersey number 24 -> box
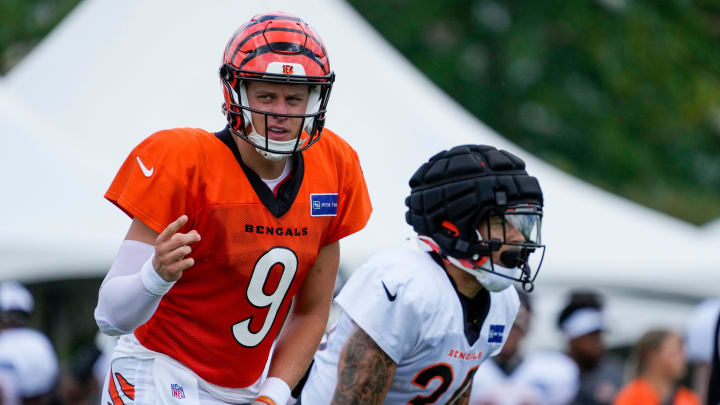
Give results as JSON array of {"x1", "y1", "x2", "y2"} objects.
[{"x1": 410, "y1": 363, "x2": 478, "y2": 404}]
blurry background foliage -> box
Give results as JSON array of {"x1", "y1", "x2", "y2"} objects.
[
  {"x1": 2, "y1": 0, "x2": 719, "y2": 224},
  {"x1": 0, "y1": 0, "x2": 78, "y2": 72}
]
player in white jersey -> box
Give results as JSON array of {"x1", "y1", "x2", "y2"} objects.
[
  {"x1": 684, "y1": 299, "x2": 720, "y2": 403},
  {"x1": 299, "y1": 144, "x2": 545, "y2": 405},
  {"x1": 0, "y1": 281, "x2": 58, "y2": 403}
]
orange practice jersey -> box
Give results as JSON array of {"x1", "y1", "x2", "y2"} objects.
[
  {"x1": 613, "y1": 379, "x2": 700, "y2": 405},
  {"x1": 105, "y1": 127, "x2": 371, "y2": 388}
]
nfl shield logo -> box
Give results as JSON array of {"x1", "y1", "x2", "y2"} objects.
[
  {"x1": 488, "y1": 324, "x2": 505, "y2": 343},
  {"x1": 170, "y1": 383, "x2": 185, "y2": 399}
]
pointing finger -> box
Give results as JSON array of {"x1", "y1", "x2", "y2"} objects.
[{"x1": 156, "y1": 215, "x2": 187, "y2": 244}]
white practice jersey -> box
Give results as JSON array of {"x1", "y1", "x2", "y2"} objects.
[
  {"x1": 685, "y1": 298, "x2": 720, "y2": 364},
  {"x1": 470, "y1": 351, "x2": 579, "y2": 405},
  {"x1": 0, "y1": 327, "x2": 58, "y2": 398},
  {"x1": 302, "y1": 248, "x2": 520, "y2": 405}
]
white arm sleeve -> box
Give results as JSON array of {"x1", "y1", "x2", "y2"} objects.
[{"x1": 94, "y1": 240, "x2": 176, "y2": 336}]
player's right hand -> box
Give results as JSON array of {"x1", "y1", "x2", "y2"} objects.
[{"x1": 152, "y1": 215, "x2": 201, "y2": 282}]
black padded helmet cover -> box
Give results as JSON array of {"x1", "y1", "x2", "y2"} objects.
[{"x1": 405, "y1": 145, "x2": 543, "y2": 260}]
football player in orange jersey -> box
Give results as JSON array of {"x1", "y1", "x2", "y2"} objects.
[{"x1": 94, "y1": 12, "x2": 371, "y2": 405}]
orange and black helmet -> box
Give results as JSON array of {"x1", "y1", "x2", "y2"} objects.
[{"x1": 219, "y1": 12, "x2": 334, "y2": 155}]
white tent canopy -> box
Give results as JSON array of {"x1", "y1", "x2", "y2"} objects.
[
  {"x1": 2, "y1": 0, "x2": 718, "y2": 302},
  {"x1": 0, "y1": 82, "x2": 120, "y2": 281}
]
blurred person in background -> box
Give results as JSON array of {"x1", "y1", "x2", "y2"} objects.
[
  {"x1": 707, "y1": 307, "x2": 720, "y2": 405},
  {"x1": 613, "y1": 329, "x2": 699, "y2": 405},
  {"x1": 470, "y1": 290, "x2": 579, "y2": 405},
  {"x1": 683, "y1": 299, "x2": 720, "y2": 404},
  {"x1": 57, "y1": 332, "x2": 117, "y2": 405},
  {"x1": 56, "y1": 343, "x2": 101, "y2": 405},
  {"x1": 0, "y1": 281, "x2": 59, "y2": 405},
  {"x1": 558, "y1": 290, "x2": 624, "y2": 405}
]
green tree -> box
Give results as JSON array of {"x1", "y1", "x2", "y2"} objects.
[
  {"x1": 0, "y1": 0, "x2": 79, "y2": 73},
  {"x1": 348, "y1": 0, "x2": 720, "y2": 224}
]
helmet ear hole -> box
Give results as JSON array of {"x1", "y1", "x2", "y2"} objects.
[
  {"x1": 221, "y1": 102, "x2": 242, "y2": 130},
  {"x1": 220, "y1": 65, "x2": 232, "y2": 82},
  {"x1": 229, "y1": 113, "x2": 239, "y2": 129}
]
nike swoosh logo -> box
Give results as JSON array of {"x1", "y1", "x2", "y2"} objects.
[
  {"x1": 136, "y1": 156, "x2": 154, "y2": 177},
  {"x1": 381, "y1": 281, "x2": 397, "y2": 301}
]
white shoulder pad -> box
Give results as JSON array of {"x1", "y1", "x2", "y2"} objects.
[{"x1": 336, "y1": 248, "x2": 451, "y2": 362}]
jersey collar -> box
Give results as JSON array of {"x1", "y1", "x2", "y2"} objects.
[{"x1": 216, "y1": 127, "x2": 305, "y2": 218}]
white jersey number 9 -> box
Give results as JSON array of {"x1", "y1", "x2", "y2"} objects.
[{"x1": 232, "y1": 247, "x2": 297, "y2": 347}]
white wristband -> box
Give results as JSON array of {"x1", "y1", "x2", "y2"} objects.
[
  {"x1": 140, "y1": 254, "x2": 175, "y2": 296},
  {"x1": 256, "y1": 377, "x2": 291, "y2": 405}
]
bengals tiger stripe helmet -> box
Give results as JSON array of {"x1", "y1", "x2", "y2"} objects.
[{"x1": 219, "y1": 12, "x2": 334, "y2": 158}]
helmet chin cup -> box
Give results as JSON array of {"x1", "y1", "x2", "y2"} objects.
[
  {"x1": 247, "y1": 130, "x2": 305, "y2": 161},
  {"x1": 447, "y1": 256, "x2": 518, "y2": 292}
]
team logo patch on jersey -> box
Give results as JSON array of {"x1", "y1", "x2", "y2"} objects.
[
  {"x1": 311, "y1": 193, "x2": 338, "y2": 216},
  {"x1": 488, "y1": 324, "x2": 505, "y2": 343},
  {"x1": 170, "y1": 383, "x2": 185, "y2": 399}
]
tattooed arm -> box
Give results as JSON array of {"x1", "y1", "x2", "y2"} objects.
[{"x1": 330, "y1": 323, "x2": 397, "y2": 405}]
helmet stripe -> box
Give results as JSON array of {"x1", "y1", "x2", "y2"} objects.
[
  {"x1": 229, "y1": 28, "x2": 326, "y2": 67},
  {"x1": 224, "y1": 22, "x2": 262, "y2": 62},
  {"x1": 247, "y1": 14, "x2": 304, "y2": 26},
  {"x1": 237, "y1": 43, "x2": 328, "y2": 73}
]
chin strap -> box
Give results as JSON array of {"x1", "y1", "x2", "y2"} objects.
[{"x1": 417, "y1": 235, "x2": 519, "y2": 292}]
